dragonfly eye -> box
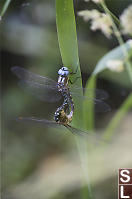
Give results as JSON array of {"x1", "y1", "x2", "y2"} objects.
[{"x1": 58, "y1": 67, "x2": 69, "y2": 76}]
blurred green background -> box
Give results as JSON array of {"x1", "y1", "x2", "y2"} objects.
[{"x1": 1, "y1": 0, "x2": 132, "y2": 199}]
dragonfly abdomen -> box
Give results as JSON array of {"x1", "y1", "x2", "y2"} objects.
[
  {"x1": 67, "y1": 92, "x2": 74, "y2": 122},
  {"x1": 54, "y1": 89, "x2": 74, "y2": 125}
]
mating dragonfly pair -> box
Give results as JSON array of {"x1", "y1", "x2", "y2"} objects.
[{"x1": 11, "y1": 66, "x2": 110, "y2": 137}]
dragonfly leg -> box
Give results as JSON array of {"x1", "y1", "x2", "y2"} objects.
[
  {"x1": 70, "y1": 64, "x2": 79, "y2": 75},
  {"x1": 69, "y1": 65, "x2": 81, "y2": 84}
]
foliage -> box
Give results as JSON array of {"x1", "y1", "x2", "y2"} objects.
[
  {"x1": 56, "y1": 0, "x2": 132, "y2": 198},
  {"x1": 2, "y1": 0, "x2": 132, "y2": 198}
]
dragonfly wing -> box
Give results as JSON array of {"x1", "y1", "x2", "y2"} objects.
[
  {"x1": 70, "y1": 87, "x2": 109, "y2": 100},
  {"x1": 64, "y1": 124, "x2": 88, "y2": 136},
  {"x1": 82, "y1": 98, "x2": 111, "y2": 112},
  {"x1": 18, "y1": 80, "x2": 62, "y2": 102},
  {"x1": 15, "y1": 117, "x2": 105, "y2": 143},
  {"x1": 11, "y1": 66, "x2": 58, "y2": 89},
  {"x1": 65, "y1": 124, "x2": 104, "y2": 144},
  {"x1": 70, "y1": 86, "x2": 110, "y2": 112},
  {"x1": 70, "y1": 93, "x2": 111, "y2": 112},
  {"x1": 16, "y1": 117, "x2": 61, "y2": 128},
  {"x1": 93, "y1": 99, "x2": 111, "y2": 112}
]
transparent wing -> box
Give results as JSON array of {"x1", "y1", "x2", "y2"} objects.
[
  {"x1": 64, "y1": 124, "x2": 90, "y2": 136},
  {"x1": 12, "y1": 66, "x2": 62, "y2": 102},
  {"x1": 16, "y1": 117, "x2": 60, "y2": 128},
  {"x1": 65, "y1": 124, "x2": 104, "y2": 143},
  {"x1": 85, "y1": 98, "x2": 111, "y2": 112},
  {"x1": 19, "y1": 80, "x2": 62, "y2": 102},
  {"x1": 15, "y1": 117, "x2": 104, "y2": 142},
  {"x1": 11, "y1": 66, "x2": 58, "y2": 89},
  {"x1": 15, "y1": 117, "x2": 93, "y2": 136},
  {"x1": 70, "y1": 87, "x2": 110, "y2": 112},
  {"x1": 70, "y1": 87, "x2": 109, "y2": 100},
  {"x1": 11, "y1": 66, "x2": 110, "y2": 109},
  {"x1": 71, "y1": 96, "x2": 110, "y2": 112}
]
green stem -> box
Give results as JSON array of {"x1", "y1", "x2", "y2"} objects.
[
  {"x1": 0, "y1": 0, "x2": 11, "y2": 18},
  {"x1": 75, "y1": 138, "x2": 93, "y2": 199},
  {"x1": 101, "y1": 1, "x2": 132, "y2": 84},
  {"x1": 97, "y1": 3, "x2": 120, "y2": 26},
  {"x1": 103, "y1": 93, "x2": 132, "y2": 141},
  {"x1": 108, "y1": 9, "x2": 120, "y2": 26}
]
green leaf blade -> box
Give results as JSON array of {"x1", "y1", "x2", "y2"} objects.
[{"x1": 56, "y1": 0, "x2": 79, "y2": 71}]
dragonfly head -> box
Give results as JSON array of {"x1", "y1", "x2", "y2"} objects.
[{"x1": 58, "y1": 66, "x2": 69, "y2": 77}]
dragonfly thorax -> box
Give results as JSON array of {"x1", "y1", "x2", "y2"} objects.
[
  {"x1": 57, "y1": 76, "x2": 69, "y2": 90},
  {"x1": 57, "y1": 67, "x2": 69, "y2": 90}
]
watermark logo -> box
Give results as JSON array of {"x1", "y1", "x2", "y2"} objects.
[{"x1": 118, "y1": 169, "x2": 132, "y2": 199}]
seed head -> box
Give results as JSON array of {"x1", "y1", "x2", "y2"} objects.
[
  {"x1": 78, "y1": 10, "x2": 113, "y2": 38},
  {"x1": 120, "y1": 4, "x2": 132, "y2": 35}
]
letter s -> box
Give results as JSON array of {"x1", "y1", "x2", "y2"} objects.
[{"x1": 120, "y1": 170, "x2": 130, "y2": 183}]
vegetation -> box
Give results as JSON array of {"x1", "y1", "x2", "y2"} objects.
[{"x1": 1, "y1": 0, "x2": 132, "y2": 198}]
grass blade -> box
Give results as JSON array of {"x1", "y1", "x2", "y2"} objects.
[
  {"x1": 0, "y1": 0, "x2": 11, "y2": 19},
  {"x1": 103, "y1": 93, "x2": 132, "y2": 141}
]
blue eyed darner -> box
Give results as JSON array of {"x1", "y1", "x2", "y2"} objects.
[{"x1": 11, "y1": 66, "x2": 110, "y2": 137}]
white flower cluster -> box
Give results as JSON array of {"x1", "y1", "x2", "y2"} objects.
[
  {"x1": 120, "y1": 4, "x2": 132, "y2": 35},
  {"x1": 106, "y1": 60, "x2": 124, "y2": 72},
  {"x1": 127, "y1": 39, "x2": 132, "y2": 47},
  {"x1": 106, "y1": 40, "x2": 132, "y2": 72},
  {"x1": 78, "y1": 10, "x2": 113, "y2": 38}
]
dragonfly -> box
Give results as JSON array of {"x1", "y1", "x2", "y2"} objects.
[{"x1": 11, "y1": 66, "x2": 110, "y2": 138}]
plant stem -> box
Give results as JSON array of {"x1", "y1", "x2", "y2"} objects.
[
  {"x1": 75, "y1": 138, "x2": 93, "y2": 199},
  {"x1": 103, "y1": 93, "x2": 132, "y2": 141},
  {"x1": 108, "y1": 9, "x2": 120, "y2": 26},
  {"x1": 0, "y1": 0, "x2": 11, "y2": 19},
  {"x1": 101, "y1": 1, "x2": 132, "y2": 84},
  {"x1": 97, "y1": 3, "x2": 120, "y2": 26}
]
